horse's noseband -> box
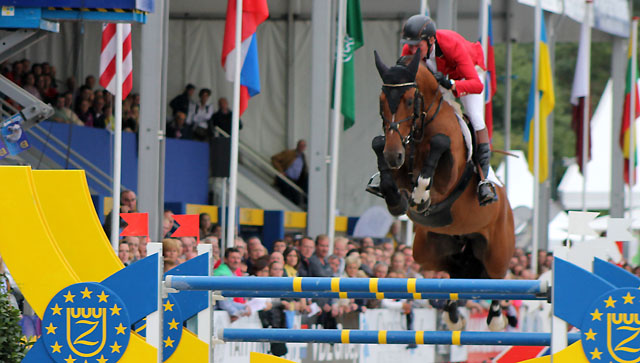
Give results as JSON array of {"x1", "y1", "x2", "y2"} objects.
[{"x1": 380, "y1": 82, "x2": 443, "y2": 147}]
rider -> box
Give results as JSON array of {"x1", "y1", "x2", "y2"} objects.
[{"x1": 400, "y1": 14, "x2": 496, "y2": 206}]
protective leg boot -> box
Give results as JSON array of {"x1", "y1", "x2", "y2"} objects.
[
  {"x1": 366, "y1": 136, "x2": 387, "y2": 197},
  {"x1": 476, "y1": 143, "x2": 497, "y2": 206}
]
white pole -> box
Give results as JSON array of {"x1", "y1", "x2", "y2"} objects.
[
  {"x1": 327, "y1": 0, "x2": 347, "y2": 252},
  {"x1": 420, "y1": 0, "x2": 429, "y2": 15},
  {"x1": 220, "y1": 178, "x2": 227, "y2": 250},
  {"x1": 110, "y1": 24, "x2": 124, "y2": 253},
  {"x1": 531, "y1": 0, "x2": 541, "y2": 276},
  {"x1": 550, "y1": 246, "x2": 569, "y2": 358},
  {"x1": 226, "y1": 0, "x2": 243, "y2": 252},
  {"x1": 146, "y1": 242, "x2": 163, "y2": 363},
  {"x1": 480, "y1": 0, "x2": 489, "y2": 138},
  {"x1": 196, "y1": 244, "x2": 214, "y2": 363},
  {"x1": 629, "y1": 17, "x2": 638, "y2": 259},
  {"x1": 581, "y1": 1, "x2": 592, "y2": 213},
  {"x1": 481, "y1": 0, "x2": 489, "y2": 73}
]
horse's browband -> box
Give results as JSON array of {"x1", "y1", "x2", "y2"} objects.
[{"x1": 382, "y1": 82, "x2": 416, "y2": 88}]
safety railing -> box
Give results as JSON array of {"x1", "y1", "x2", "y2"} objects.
[
  {"x1": 214, "y1": 126, "x2": 307, "y2": 198},
  {"x1": 0, "y1": 97, "x2": 125, "y2": 194}
]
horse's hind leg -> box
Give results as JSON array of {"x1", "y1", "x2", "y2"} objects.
[
  {"x1": 442, "y1": 300, "x2": 466, "y2": 331},
  {"x1": 486, "y1": 300, "x2": 507, "y2": 331},
  {"x1": 372, "y1": 136, "x2": 407, "y2": 216}
]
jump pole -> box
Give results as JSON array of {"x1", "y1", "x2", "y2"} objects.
[
  {"x1": 211, "y1": 290, "x2": 549, "y2": 301},
  {"x1": 221, "y1": 329, "x2": 581, "y2": 347},
  {"x1": 165, "y1": 275, "x2": 548, "y2": 296}
]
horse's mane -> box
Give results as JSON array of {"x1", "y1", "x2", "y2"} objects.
[
  {"x1": 390, "y1": 55, "x2": 463, "y2": 117},
  {"x1": 405, "y1": 57, "x2": 464, "y2": 117}
]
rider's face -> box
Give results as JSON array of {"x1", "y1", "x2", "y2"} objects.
[{"x1": 408, "y1": 39, "x2": 430, "y2": 60}]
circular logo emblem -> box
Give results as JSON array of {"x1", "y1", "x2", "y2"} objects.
[
  {"x1": 42, "y1": 282, "x2": 130, "y2": 363},
  {"x1": 581, "y1": 287, "x2": 640, "y2": 363}
]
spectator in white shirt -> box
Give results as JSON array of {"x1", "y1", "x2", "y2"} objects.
[{"x1": 187, "y1": 88, "x2": 215, "y2": 141}]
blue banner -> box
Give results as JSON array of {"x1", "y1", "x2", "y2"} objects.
[{"x1": 1, "y1": 114, "x2": 30, "y2": 155}]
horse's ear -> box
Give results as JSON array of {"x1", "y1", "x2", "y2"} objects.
[
  {"x1": 408, "y1": 50, "x2": 421, "y2": 79},
  {"x1": 374, "y1": 50, "x2": 388, "y2": 78}
]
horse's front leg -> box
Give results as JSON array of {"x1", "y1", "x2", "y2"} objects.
[
  {"x1": 372, "y1": 136, "x2": 408, "y2": 216},
  {"x1": 411, "y1": 134, "x2": 450, "y2": 212}
]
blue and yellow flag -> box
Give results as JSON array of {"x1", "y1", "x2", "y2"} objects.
[{"x1": 524, "y1": 12, "x2": 555, "y2": 182}]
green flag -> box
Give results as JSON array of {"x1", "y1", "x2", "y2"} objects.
[{"x1": 336, "y1": 0, "x2": 363, "y2": 130}]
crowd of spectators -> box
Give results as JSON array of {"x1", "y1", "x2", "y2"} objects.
[
  {"x1": 1, "y1": 59, "x2": 236, "y2": 142},
  {"x1": 109, "y1": 211, "x2": 640, "y2": 349},
  {"x1": 0, "y1": 59, "x2": 140, "y2": 131}
]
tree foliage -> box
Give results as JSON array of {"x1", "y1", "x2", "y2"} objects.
[
  {"x1": 490, "y1": 40, "x2": 611, "y2": 198},
  {"x1": 0, "y1": 275, "x2": 29, "y2": 362}
]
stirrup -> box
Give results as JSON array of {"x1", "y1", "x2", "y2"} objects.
[
  {"x1": 366, "y1": 172, "x2": 384, "y2": 198},
  {"x1": 477, "y1": 179, "x2": 497, "y2": 206}
]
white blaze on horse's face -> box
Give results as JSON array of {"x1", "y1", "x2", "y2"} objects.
[{"x1": 381, "y1": 90, "x2": 415, "y2": 170}]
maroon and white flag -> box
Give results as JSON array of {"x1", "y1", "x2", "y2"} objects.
[{"x1": 99, "y1": 23, "x2": 132, "y2": 99}]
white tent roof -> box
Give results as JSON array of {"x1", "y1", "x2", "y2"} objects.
[
  {"x1": 558, "y1": 79, "x2": 640, "y2": 210},
  {"x1": 496, "y1": 150, "x2": 534, "y2": 209}
]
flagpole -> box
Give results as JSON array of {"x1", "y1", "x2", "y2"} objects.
[
  {"x1": 532, "y1": 0, "x2": 541, "y2": 276},
  {"x1": 629, "y1": 17, "x2": 638, "y2": 253},
  {"x1": 110, "y1": 23, "x2": 124, "y2": 253},
  {"x1": 328, "y1": 0, "x2": 347, "y2": 252},
  {"x1": 581, "y1": 0, "x2": 592, "y2": 213},
  {"x1": 226, "y1": 0, "x2": 243, "y2": 253},
  {"x1": 420, "y1": 0, "x2": 429, "y2": 15},
  {"x1": 480, "y1": 0, "x2": 489, "y2": 144},
  {"x1": 481, "y1": 0, "x2": 489, "y2": 75}
]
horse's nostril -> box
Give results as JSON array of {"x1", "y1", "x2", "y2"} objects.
[{"x1": 397, "y1": 154, "x2": 402, "y2": 161}]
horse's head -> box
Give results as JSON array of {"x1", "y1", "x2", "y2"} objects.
[{"x1": 375, "y1": 50, "x2": 422, "y2": 169}]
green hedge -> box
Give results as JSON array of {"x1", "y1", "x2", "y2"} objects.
[{"x1": 0, "y1": 275, "x2": 29, "y2": 362}]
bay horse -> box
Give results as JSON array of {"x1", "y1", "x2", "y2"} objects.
[{"x1": 372, "y1": 50, "x2": 515, "y2": 331}]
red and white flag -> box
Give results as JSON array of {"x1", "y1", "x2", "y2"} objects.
[
  {"x1": 100, "y1": 23, "x2": 133, "y2": 100},
  {"x1": 570, "y1": 14, "x2": 591, "y2": 175}
]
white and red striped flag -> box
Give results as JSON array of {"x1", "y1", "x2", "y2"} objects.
[{"x1": 99, "y1": 23, "x2": 132, "y2": 99}]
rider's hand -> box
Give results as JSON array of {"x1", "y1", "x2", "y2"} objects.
[{"x1": 433, "y1": 71, "x2": 453, "y2": 90}]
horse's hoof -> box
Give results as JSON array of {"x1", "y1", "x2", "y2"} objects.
[
  {"x1": 388, "y1": 203, "x2": 408, "y2": 216},
  {"x1": 488, "y1": 315, "x2": 507, "y2": 331},
  {"x1": 487, "y1": 303, "x2": 506, "y2": 331},
  {"x1": 442, "y1": 311, "x2": 466, "y2": 331}
]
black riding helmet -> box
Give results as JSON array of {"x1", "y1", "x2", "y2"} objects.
[{"x1": 401, "y1": 15, "x2": 436, "y2": 45}]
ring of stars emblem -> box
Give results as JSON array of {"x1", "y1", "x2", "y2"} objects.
[
  {"x1": 581, "y1": 287, "x2": 640, "y2": 363},
  {"x1": 42, "y1": 282, "x2": 130, "y2": 363}
]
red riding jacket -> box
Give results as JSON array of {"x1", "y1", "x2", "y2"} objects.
[{"x1": 402, "y1": 29, "x2": 485, "y2": 98}]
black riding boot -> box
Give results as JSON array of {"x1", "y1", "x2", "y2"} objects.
[{"x1": 477, "y1": 143, "x2": 497, "y2": 206}]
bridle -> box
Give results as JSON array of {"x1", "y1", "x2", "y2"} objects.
[{"x1": 379, "y1": 80, "x2": 443, "y2": 147}]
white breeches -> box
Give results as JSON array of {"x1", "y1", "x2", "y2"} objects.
[{"x1": 460, "y1": 67, "x2": 486, "y2": 132}]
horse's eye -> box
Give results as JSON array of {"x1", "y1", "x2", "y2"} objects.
[{"x1": 406, "y1": 98, "x2": 413, "y2": 107}]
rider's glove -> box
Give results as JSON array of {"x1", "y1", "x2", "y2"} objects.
[{"x1": 433, "y1": 71, "x2": 453, "y2": 90}]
